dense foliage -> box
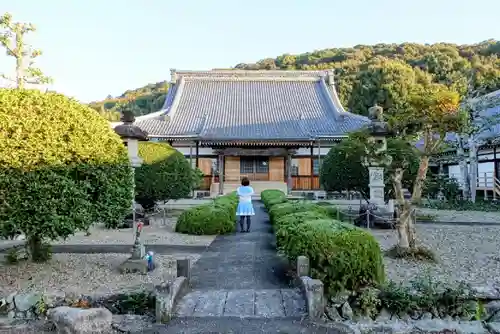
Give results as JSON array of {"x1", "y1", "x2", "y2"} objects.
[
  {"x1": 134, "y1": 142, "x2": 200, "y2": 215},
  {"x1": 237, "y1": 41, "x2": 500, "y2": 116},
  {"x1": 320, "y1": 134, "x2": 420, "y2": 201},
  {"x1": 0, "y1": 89, "x2": 133, "y2": 261},
  {"x1": 175, "y1": 193, "x2": 238, "y2": 235},
  {"x1": 261, "y1": 189, "x2": 385, "y2": 294},
  {"x1": 89, "y1": 82, "x2": 169, "y2": 121}
]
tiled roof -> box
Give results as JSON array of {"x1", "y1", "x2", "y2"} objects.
[{"x1": 135, "y1": 70, "x2": 369, "y2": 141}]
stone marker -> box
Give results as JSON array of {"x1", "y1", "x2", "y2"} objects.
[
  {"x1": 48, "y1": 306, "x2": 112, "y2": 334},
  {"x1": 296, "y1": 256, "x2": 310, "y2": 277},
  {"x1": 304, "y1": 278, "x2": 324, "y2": 320},
  {"x1": 176, "y1": 259, "x2": 191, "y2": 281},
  {"x1": 118, "y1": 222, "x2": 149, "y2": 274}
]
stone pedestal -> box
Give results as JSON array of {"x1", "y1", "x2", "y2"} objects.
[
  {"x1": 118, "y1": 258, "x2": 149, "y2": 274},
  {"x1": 368, "y1": 166, "x2": 385, "y2": 206},
  {"x1": 176, "y1": 259, "x2": 191, "y2": 281},
  {"x1": 131, "y1": 244, "x2": 145, "y2": 260}
]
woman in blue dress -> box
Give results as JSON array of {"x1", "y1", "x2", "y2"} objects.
[{"x1": 236, "y1": 177, "x2": 255, "y2": 232}]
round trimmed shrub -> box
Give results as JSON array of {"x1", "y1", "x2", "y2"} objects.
[
  {"x1": 135, "y1": 142, "x2": 198, "y2": 213},
  {"x1": 213, "y1": 193, "x2": 238, "y2": 221},
  {"x1": 0, "y1": 89, "x2": 133, "y2": 261},
  {"x1": 274, "y1": 211, "x2": 329, "y2": 248},
  {"x1": 175, "y1": 204, "x2": 235, "y2": 235},
  {"x1": 281, "y1": 219, "x2": 385, "y2": 295},
  {"x1": 261, "y1": 189, "x2": 287, "y2": 209},
  {"x1": 175, "y1": 193, "x2": 237, "y2": 235}
]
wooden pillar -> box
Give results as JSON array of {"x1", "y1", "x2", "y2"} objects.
[
  {"x1": 310, "y1": 145, "x2": 314, "y2": 190},
  {"x1": 286, "y1": 152, "x2": 292, "y2": 195},
  {"x1": 317, "y1": 140, "x2": 321, "y2": 189},
  {"x1": 218, "y1": 154, "x2": 224, "y2": 195},
  {"x1": 494, "y1": 146, "x2": 497, "y2": 179},
  {"x1": 195, "y1": 141, "x2": 199, "y2": 168},
  {"x1": 189, "y1": 143, "x2": 193, "y2": 169}
]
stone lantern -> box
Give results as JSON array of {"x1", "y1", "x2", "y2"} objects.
[
  {"x1": 365, "y1": 104, "x2": 392, "y2": 207},
  {"x1": 113, "y1": 109, "x2": 148, "y2": 226}
]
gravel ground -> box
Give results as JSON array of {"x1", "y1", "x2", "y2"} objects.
[
  {"x1": 0, "y1": 253, "x2": 201, "y2": 297},
  {"x1": 371, "y1": 225, "x2": 500, "y2": 286},
  {"x1": 417, "y1": 208, "x2": 500, "y2": 223},
  {"x1": 51, "y1": 216, "x2": 215, "y2": 246}
]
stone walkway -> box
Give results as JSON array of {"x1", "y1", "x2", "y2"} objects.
[
  {"x1": 174, "y1": 201, "x2": 304, "y2": 317},
  {"x1": 150, "y1": 202, "x2": 341, "y2": 333}
]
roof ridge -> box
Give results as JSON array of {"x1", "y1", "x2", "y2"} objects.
[
  {"x1": 172, "y1": 69, "x2": 330, "y2": 78},
  {"x1": 183, "y1": 76, "x2": 320, "y2": 82}
]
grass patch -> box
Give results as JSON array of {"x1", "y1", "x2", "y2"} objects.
[{"x1": 385, "y1": 245, "x2": 438, "y2": 263}]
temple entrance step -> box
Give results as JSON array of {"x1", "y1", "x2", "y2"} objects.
[
  {"x1": 221, "y1": 181, "x2": 288, "y2": 195},
  {"x1": 174, "y1": 288, "x2": 306, "y2": 318}
]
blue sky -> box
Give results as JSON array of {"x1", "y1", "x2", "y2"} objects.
[{"x1": 0, "y1": 0, "x2": 498, "y2": 103}]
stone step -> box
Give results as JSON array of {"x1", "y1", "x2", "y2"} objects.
[
  {"x1": 149, "y1": 317, "x2": 340, "y2": 334},
  {"x1": 175, "y1": 288, "x2": 306, "y2": 318}
]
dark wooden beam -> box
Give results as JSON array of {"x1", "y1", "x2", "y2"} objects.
[
  {"x1": 195, "y1": 141, "x2": 199, "y2": 168},
  {"x1": 310, "y1": 145, "x2": 314, "y2": 187},
  {"x1": 494, "y1": 146, "x2": 498, "y2": 179}
]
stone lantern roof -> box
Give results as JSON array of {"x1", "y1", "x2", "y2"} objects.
[{"x1": 114, "y1": 109, "x2": 149, "y2": 141}]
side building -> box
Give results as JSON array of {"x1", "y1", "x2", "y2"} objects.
[{"x1": 133, "y1": 69, "x2": 369, "y2": 196}]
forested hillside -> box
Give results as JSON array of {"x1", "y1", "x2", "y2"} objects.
[
  {"x1": 92, "y1": 40, "x2": 500, "y2": 120},
  {"x1": 88, "y1": 81, "x2": 169, "y2": 121}
]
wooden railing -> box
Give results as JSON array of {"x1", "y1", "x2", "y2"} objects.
[
  {"x1": 450, "y1": 171, "x2": 500, "y2": 199},
  {"x1": 292, "y1": 176, "x2": 320, "y2": 190}
]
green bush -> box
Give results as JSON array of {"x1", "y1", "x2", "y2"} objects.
[
  {"x1": 274, "y1": 211, "x2": 329, "y2": 248},
  {"x1": 268, "y1": 201, "x2": 331, "y2": 224},
  {"x1": 0, "y1": 89, "x2": 133, "y2": 261},
  {"x1": 135, "y1": 142, "x2": 199, "y2": 214},
  {"x1": 175, "y1": 193, "x2": 237, "y2": 235},
  {"x1": 261, "y1": 189, "x2": 288, "y2": 209},
  {"x1": 280, "y1": 219, "x2": 385, "y2": 295}
]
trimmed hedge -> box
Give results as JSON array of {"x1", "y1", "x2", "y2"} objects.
[
  {"x1": 265, "y1": 189, "x2": 385, "y2": 295},
  {"x1": 175, "y1": 193, "x2": 238, "y2": 235},
  {"x1": 261, "y1": 189, "x2": 288, "y2": 209},
  {"x1": 135, "y1": 142, "x2": 198, "y2": 213},
  {"x1": 281, "y1": 219, "x2": 385, "y2": 294},
  {"x1": 269, "y1": 201, "x2": 331, "y2": 224}
]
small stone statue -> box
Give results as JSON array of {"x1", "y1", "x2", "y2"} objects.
[
  {"x1": 131, "y1": 221, "x2": 145, "y2": 260},
  {"x1": 368, "y1": 104, "x2": 384, "y2": 122}
]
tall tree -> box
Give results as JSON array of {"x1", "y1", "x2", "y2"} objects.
[
  {"x1": 0, "y1": 12, "x2": 52, "y2": 88},
  {"x1": 390, "y1": 84, "x2": 462, "y2": 249}
]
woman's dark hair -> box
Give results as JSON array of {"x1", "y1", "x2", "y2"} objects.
[{"x1": 241, "y1": 177, "x2": 250, "y2": 186}]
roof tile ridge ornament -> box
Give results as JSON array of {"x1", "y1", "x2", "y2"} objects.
[{"x1": 170, "y1": 68, "x2": 177, "y2": 84}]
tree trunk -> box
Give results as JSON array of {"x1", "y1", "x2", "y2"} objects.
[
  {"x1": 27, "y1": 236, "x2": 43, "y2": 262},
  {"x1": 392, "y1": 168, "x2": 411, "y2": 248},
  {"x1": 15, "y1": 27, "x2": 24, "y2": 89}
]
